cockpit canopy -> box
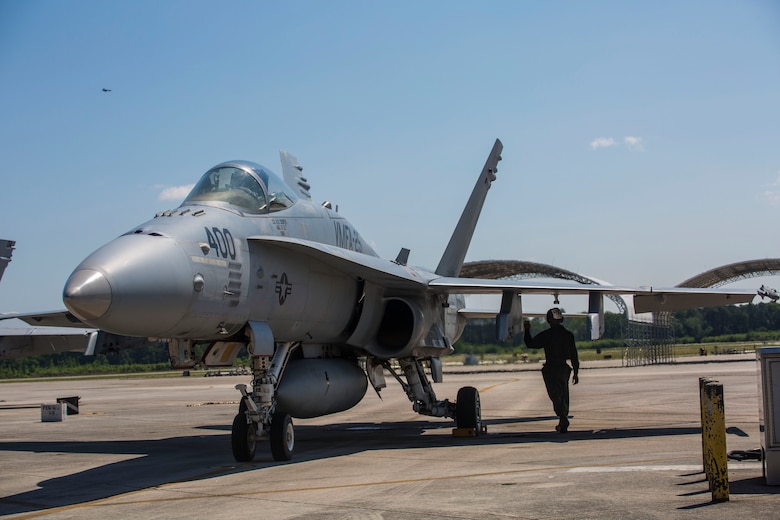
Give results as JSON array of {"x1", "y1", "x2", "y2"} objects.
[{"x1": 183, "y1": 161, "x2": 298, "y2": 214}]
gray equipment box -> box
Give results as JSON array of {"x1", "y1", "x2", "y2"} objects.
[{"x1": 757, "y1": 347, "x2": 780, "y2": 485}]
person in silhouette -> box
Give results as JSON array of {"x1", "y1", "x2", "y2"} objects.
[{"x1": 523, "y1": 308, "x2": 579, "y2": 433}]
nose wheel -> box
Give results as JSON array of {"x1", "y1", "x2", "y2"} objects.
[
  {"x1": 231, "y1": 411, "x2": 257, "y2": 462},
  {"x1": 270, "y1": 411, "x2": 294, "y2": 461},
  {"x1": 231, "y1": 396, "x2": 295, "y2": 462}
]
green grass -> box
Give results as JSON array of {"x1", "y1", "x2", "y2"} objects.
[
  {"x1": 451, "y1": 341, "x2": 766, "y2": 366},
  {"x1": 2, "y1": 342, "x2": 770, "y2": 381}
]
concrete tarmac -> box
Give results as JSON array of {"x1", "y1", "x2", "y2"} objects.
[{"x1": 0, "y1": 355, "x2": 777, "y2": 519}]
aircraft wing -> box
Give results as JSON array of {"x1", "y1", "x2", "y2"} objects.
[
  {"x1": 248, "y1": 236, "x2": 431, "y2": 292},
  {"x1": 0, "y1": 318, "x2": 160, "y2": 359},
  {"x1": 429, "y1": 277, "x2": 757, "y2": 313},
  {"x1": 250, "y1": 237, "x2": 756, "y2": 312},
  {"x1": 0, "y1": 326, "x2": 98, "y2": 359},
  {"x1": 0, "y1": 310, "x2": 89, "y2": 328}
]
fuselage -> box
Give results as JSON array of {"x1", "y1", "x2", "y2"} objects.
[{"x1": 63, "y1": 160, "x2": 376, "y2": 342}]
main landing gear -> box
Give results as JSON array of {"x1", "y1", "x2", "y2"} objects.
[{"x1": 375, "y1": 357, "x2": 484, "y2": 434}]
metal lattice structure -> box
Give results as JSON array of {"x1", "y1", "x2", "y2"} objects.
[
  {"x1": 677, "y1": 258, "x2": 780, "y2": 288},
  {"x1": 462, "y1": 260, "x2": 650, "y2": 363},
  {"x1": 460, "y1": 260, "x2": 629, "y2": 314},
  {"x1": 622, "y1": 313, "x2": 675, "y2": 366},
  {"x1": 624, "y1": 258, "x2": 780, "y2": 366}
]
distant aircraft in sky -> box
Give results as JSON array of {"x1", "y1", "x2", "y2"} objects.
[
  {"x1": 758, "y1": 284, "x2": 779, "y2": 301},
  {"x1": 101, "y1": 88, "x2": 111, "y2": 92},
  {"x1": 3, "y1": 140, "x2": 756, "y2": 461}
]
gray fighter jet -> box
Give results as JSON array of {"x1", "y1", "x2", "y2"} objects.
[{"x1": 5, "y1": 140, "x2": 756, "y2": 460}]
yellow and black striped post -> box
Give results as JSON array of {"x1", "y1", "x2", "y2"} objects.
[
  {"x1": 701, "y1": 380, "x2": 729, "y2": 502},
  {"x1": 698, "y1": 377, "x2": 713, "y2": 481}
]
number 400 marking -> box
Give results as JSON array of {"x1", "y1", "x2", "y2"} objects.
[{"x1": 204, "y1": 227, "x2": 235, "y2": 260}]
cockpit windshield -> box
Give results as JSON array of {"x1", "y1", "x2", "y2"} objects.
[{"x1": 183, "y1": 161, "x2": 297, "y2": 214}]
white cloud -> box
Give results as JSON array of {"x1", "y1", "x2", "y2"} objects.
[
  {"x1": 763, "y1": 171, "x2": 780, "y2": 206},
  {"x1": 158, "y1": 184, "x2": 195, "y2": 201},
  {"x1": 590, "y1": 136, "x2": 645, "y2": 151},
  {"x1": 763, "y1": 191, "x2": 780, "y2": 206},
  {"x1": 624, "y1": 136, "x2": 644, "y2": 150},
  {"x1": 590, "y1": 137, "x2": 616, "y2": 150}
]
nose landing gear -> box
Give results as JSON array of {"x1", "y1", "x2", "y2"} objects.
[{"x1": 231, "y1": 342, "x2": 296, "y2": 462}]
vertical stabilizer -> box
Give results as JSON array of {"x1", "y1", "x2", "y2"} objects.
[{"x1": 435, "y1": 139, "x2": 502, "y2": 276}]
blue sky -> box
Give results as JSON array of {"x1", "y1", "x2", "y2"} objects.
[{"x1": 1, "y1": 0, "x2": 779, "y2": 314}]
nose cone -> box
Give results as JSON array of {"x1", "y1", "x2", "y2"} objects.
[
  {"x1": 63, "y1": 269, "x2": 112, "y2": 321},
  {"x1": 63, "y1": 235, "x2": 193, "y2": 336}
]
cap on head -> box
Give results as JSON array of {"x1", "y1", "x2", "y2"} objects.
[{"x1": 546, "y1": 307, "x2": 564, "y2": 324}]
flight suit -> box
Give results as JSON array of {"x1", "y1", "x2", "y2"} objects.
[{"x1": 524, "y1": 323, "x2": 579, "y2": 432}]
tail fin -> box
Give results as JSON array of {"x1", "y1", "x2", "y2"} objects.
[{"x1": 435, "y1": 139, "x2": 503, "y2": 277}]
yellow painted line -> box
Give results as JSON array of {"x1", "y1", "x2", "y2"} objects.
[{"x1": 478, "y1": 378, "x2": 521, "y2": 394}]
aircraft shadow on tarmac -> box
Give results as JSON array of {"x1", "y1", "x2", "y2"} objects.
[{"x1": 0, "y1": 417, "x2": 772, "y2": 515}]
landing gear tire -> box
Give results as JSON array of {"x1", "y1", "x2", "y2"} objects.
[
  {"x1": 231, "y1": 412, "x2": 256, "y2": 462},
  {"x1": 270, "y1": 411, "x2": 294, "y2": 461},
  {"x1": 455, "y1": 386, "x2": 481, "y2": 430}
]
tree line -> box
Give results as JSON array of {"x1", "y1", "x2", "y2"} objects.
[
  {"x1": 2, "y1": 302, "x2": 779, "y2": 379},
  {"x1": 460, "y1": 302, "x2": 780, "y2": 347},
  {"x1": 0, "y1": 344, "x2": 171, "y2": 379}
]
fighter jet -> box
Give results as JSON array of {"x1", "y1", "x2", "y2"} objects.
[
  {"x1": 5, "y1": 140, "x2": 756, "y2": 461},
  {"x1": 102, "y1": 88, "x2": 112, "y2": 92},
  {"x1": 758, "y1": 284, "x2": 779, "y2": 301}
]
